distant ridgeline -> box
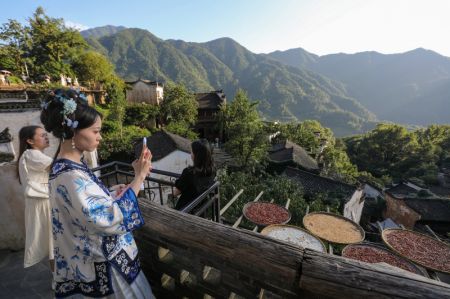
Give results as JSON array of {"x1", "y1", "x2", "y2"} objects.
[
  {"x1": 83, "y1": 26, "x2": 450, "y2": 136},
  {"x1": 83, "y1": 27, "x2": 378, "y2": 137}
]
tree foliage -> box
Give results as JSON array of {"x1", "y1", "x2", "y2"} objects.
[
  {"x1": 220, "y1": 89, "x2": 269, "y2": 168},
  {"x1": 160, "y1": 82, "x2": 198, "y2": 139},
  {"x1": 160, "y1": 82, "x2": 198, "y2": 125},
  {"x1": 274, "y1": 120, "x2": 358, "y2": 183},
  {"x1": 0, "y1": 19, "x2": 30, "y2": 74},
  {"x1": 27, "y1": 7, "x2": 87, "y2": 78},
  {"x1": 345, "y1": 123, "x2": 450, "y2": 184},
  {"x1": 72, "y1": 51, "x2": 115, "y2": 85}
]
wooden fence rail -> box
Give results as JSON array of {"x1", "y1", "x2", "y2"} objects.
[{"x1": 135, "y1": 202, "x2": 450, "y2": 299}]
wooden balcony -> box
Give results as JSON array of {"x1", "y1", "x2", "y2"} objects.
[{"x1": 135, "y1": 202, "x2": 450, "y2": 298}]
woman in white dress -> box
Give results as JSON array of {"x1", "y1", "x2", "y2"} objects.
[
  {"x1": 40, "y1": 89, "x2": 155, "y2": 299},
  {"x1": 17, "y1": 125, "x2": 54, "y2": 269}
]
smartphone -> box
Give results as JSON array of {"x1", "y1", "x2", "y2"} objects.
[{"x1": 135, "y1": 137, "x2": 147, "y2": 159}]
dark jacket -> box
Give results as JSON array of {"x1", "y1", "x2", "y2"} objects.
[{"x1": 174, "y1": 166, "x2": 216, "y2": 210}]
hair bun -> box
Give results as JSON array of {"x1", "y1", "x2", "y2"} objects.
[{"x1": 40, "y1": 89, "x2": 101, "y2": 140}]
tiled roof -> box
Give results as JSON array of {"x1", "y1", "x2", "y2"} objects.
[
  {"x1": 195, "y1": 90, "x2": 226, "y2": 109},
  {"x1": 404, "y1": 197, "x2": 450, "y2": 222},
  {"x1": 269, "y1": 140, "x2": 319, "y2": 171},
  {"x1": 125, "y1": 79, "x2": 161, "y2": 86},
  {"x1": 384, "y1": 182, "x2": 422, "y2": 198},
  {"x1": 0, "y1": 127, "x2": 12, "y2": 143},
  {"x1": 283, "y1": 167, "x2": 357, "y2": 200},
  {"x1": 428, "y1": 185, "x2": 450, "y2": 199},
  {"x1": 134, "y1": 130, "x2": 191, "y2": 161},
  {"x1": 134, "y1": 130, "x2": 236, "y2": 168},
  {"x1": 211, "y1": 147, "x2": 238, "y2": 168}
]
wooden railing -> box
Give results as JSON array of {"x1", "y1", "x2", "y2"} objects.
[
  {"x1": 135, "y1": 202, "x2": 450, "y2": 299},
  {"x1": 92, "y1": 161, "x2": 221, "y2": 221}
]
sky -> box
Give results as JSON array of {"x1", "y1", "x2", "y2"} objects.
[{"x1": 2, "y1": 0, "x2": 450, "y2": 57}]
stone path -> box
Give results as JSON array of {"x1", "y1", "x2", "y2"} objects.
[{"x1": 0, "y1": 249, "x2": 52, "y2": 298}]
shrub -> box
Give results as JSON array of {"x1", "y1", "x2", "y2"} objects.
[
  {"x1": 218, "y1": 169, "x2": 307, "y2": 227},
  {"x1": 124, "y1": 104, "x2": 159, "y2": 128},
  {"x1": 98, "y1": 125, "x2": 150, "y2": 163},
  {"x1": 101, "y1": 119, "x2": 121, "y2": 135},
  {"x1": 164, "y1": 122, "x2": 198, "y2": 140}
]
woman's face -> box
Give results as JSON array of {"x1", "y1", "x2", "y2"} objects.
[
  {"x1": 73, "y1": 117, "x2": 102, "y2": 152},
  {"x1": 28, "y1": 127, "x2": 49, "y2": 151}
]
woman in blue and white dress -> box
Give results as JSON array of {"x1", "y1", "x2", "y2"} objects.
[{"x1": 40, "y1": 89, "x2": 154, "y2": 298}]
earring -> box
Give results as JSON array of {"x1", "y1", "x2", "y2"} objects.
[{"x1": 71, "y1": 137, "x2": 76, "y2": 150}]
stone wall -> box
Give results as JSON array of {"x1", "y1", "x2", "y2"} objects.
[
  {"x1": 0, "y1": 109, "x2": 98, "y2": 250},
  {"x1": 384, "y1": 194, "x2": 421, "y2": 229},
  {"x1": 0, "y1": 110, "x2": 59, "y2": 159},
  {"x1": 0, "y1": 110, "x2": 57, "y2": 250},
  {"x1": 0, "y1": 162, "x2": 26, "y2": 249}
]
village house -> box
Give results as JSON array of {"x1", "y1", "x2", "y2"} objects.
[
  {"x1": 125, "y1": 79, "x2": 164, "y2": 105},
  {"x1": 194, "y1": 90, "x2": 226, "y2": 141},
  {"x1": 268, "y1": 140, "x2": 320, "y2": 174},
  {"x1": 283, "y1": 166, "x2": 365, "y2": 223},
  {"x1": 384, "y1": 182, "x2": 450, "y2": 234}
]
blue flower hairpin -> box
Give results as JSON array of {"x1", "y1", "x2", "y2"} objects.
[
  {"x1": 65, "y1": 118, "x2": 79, "y2": 129},
  {"x1": 78, "y1": 93, "x2": 87, "y2": 102},
  {"x1": 62, "y1": 98, "x2": 77, "y2": 115}
]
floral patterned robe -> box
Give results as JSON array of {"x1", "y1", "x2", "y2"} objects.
[{"x1": 49, "y1": 159, "x2": 145, "y2": 298}]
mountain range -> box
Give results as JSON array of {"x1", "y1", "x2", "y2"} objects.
[
  {"x1": 268, "y1": 47, "x2": 450, "y2": 125},
  {"x1": 81, "y1": 26, "x2": 450, "y2": 135}
]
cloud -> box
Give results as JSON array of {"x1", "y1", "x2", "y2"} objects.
[{"x1": 64, "y1": 20, "x2": 90, "y2": 31}]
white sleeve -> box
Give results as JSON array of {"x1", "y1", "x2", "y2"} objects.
[{"x1": 25, "y1": 150, "x2": 53, "y2": 171}]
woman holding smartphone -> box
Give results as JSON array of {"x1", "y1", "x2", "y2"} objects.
[{"x1": 40, "y1": 89, "x2": 154, "y2": 298}]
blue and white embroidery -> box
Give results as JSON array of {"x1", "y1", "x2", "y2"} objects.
[
  {"x1": 52, "y1": 208, "x2": 64, "y2": 240},
  {"x1": 54, "y1": 247, "x2": 70, "y2": 278},
  {"x1": 74, "y1": 177, "x2": 94, "y2": 193},
  {"x1": 71, "y1": 218, "x2": 93, "y2": 263},
  {"x1": 54, "y1": 262, "x2": 113, "y2": 298},
  {"x1": 56, "y1": 185, "x2": 72, "y2": 207},
  {"x1": 50, "y1": 158, "x2": 145, "y2": 297},
  {"x1": 82, "y1": 195, "x2": 115, "y2": 225}
]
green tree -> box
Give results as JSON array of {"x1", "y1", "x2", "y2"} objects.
[
  {"x1": 28, "y1": 7, "x2": 87, "y2": 79},
  {"x1": 72, "y1": 51, "x2": 115, "y2": 86},
  {"x1": 0, "y1": 19, "x2": 30, "y2": 74},
  {"x1": 105, "y1": 75, "x2": 127, "y2": 136},
  {"x1": 320, "y1": 146, "x2": 358, "y2": 183},
  {"x1": 277, "y1": 120, "x2": 335, "y2": 153},
  {"x1": 160, "y1": 82, "x2": 198, "y2": 125},
  {"x1": 220, "y1": 89, "x2": 268, "y2": 168},
  {"x1": 345, "y1": 123, "x2": 419, "y2": 179},
  {"x1": 275, "y1": 120, "x2": 357, "y2": 183},
  {"x1": 160, "y1": 82, "x2": 198, "y2": 139}
]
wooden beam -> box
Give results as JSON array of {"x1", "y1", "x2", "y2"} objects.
[
  {"x1": 136, "y1": 203, "x2": 450, "y2": 298},
  {"x1": 300, "y1": 249, "x2": 450, "y2": 299},
  {"x1": 220, "y1": 189, "x2": 244, "y2": 216},
  {"x1": 424, "y1": 224, "x2": 441, "y2": 241},
  {"x1": 285, "y1": 198, "x2": 291, "y2": 209}
]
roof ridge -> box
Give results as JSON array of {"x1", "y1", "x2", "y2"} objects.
[{"x1": 285, "y1": 166, "x2": 356, "y2": 188}]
